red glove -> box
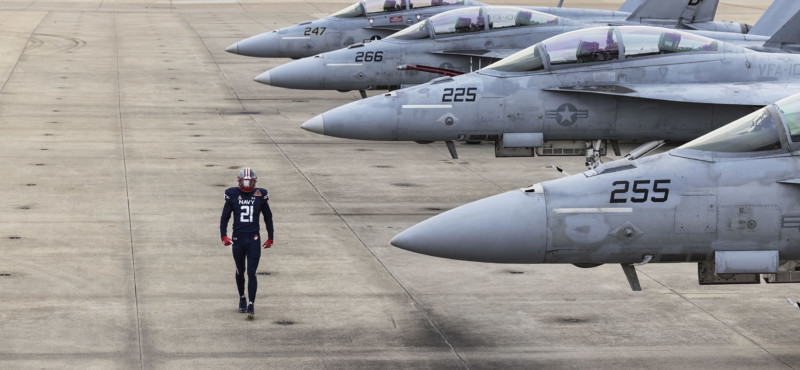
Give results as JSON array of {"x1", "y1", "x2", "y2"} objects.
[
  {"x1": 221, "y1": 236, "x2": 232, "y2": 246},
  {"x1": 263, "y1": 239, "x2": 273, "y2": 249}
]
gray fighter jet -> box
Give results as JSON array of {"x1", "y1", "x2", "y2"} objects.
[
  {"x1": 256, "y1": 7, "x2": 584, "y2": 92},
  {"x1": 226, "y1": 0, "x2": 750, "y2": 59},
  {"x1": 226, "y1": 0, "x2": 485, "y2": 59},
  {"x1": 257, "y1": 4, "x2": 790, "y2": 94},
  {"x1": 300, "y1": 25, "x2": 800, "y2": 163},
  {"x1": 390, "y1": 93, "x2": 800, "y2": 290}
]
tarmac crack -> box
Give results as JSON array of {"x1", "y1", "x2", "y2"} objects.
[
  {"x1": 184, "y1": 14, "x2": 243, "y2": 108},
  {"x1": 113, "y1": 13, "x2": 144, "y2": 370},
  {"x1": 0, "y1": 7, "x2": 45, "y2": 96}
]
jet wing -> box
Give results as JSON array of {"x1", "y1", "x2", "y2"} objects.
[
  {"x1": 545, "y1": 83, "x2": 800, "y2": 106},
  {"x1": 430, "y1": 49, "x2": 521, "y2": 60}
]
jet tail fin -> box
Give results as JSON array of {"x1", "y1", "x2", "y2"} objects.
[
  {"x1": 689, "y1": 0, "x2": 718, "y2": 23},
  {"x1": 627, "y1": 0, "x2": 689, "y2": 23},
  {"x1": 763, "y1": 8, "x2": 800, "y2": 49},
  {"x1": 618, "y1": 0, "x2": 645, "y2": 13},
  {"x1": 750, "y1": 0, "x2": 800, "y2": 36},
  {"x1": 626, "y1": 0, "x2": 717, "y2": 24}
]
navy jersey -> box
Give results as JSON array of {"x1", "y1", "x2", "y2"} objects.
[{"x1": 220, "y1": 187, "x2": 274, "y2": 239}]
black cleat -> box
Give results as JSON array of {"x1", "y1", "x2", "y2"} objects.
[
  {"x1": 238, "y1": 298, "x2": 247, "y2": 313},
  {"x1": 246, "y1": 304, "x2": 254, "y2": 319}
]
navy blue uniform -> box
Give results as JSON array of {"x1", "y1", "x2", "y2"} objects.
[{"x1": 220, "y1": 187, "x2": 274, "y2": 303}]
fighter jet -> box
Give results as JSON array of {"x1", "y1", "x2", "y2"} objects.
[
  {"x1": 300, "y1": 25, "x2": 800, "y2": 163},
  {"x1": 226, "y1": 0, "x2": 486, "y2": 59},
  {"x1": 227, "y1": 0, "x2": 750, "y2": 59},
  {"x1": 256, "y1": 6, "x2": 585, "y2": 92},
  {"x1": 390, "y1": 93, "x2": 800, "y2": 290},
  {"x1": 257, "y1": 3, "x2": 792, "y2": 95}
]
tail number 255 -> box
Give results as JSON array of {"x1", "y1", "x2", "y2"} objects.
[{"x1": 610, "y1": 179, "x2": 670, "y2": 203}]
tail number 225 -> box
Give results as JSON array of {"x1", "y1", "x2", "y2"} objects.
[{"x1": 442, "y1": 87, "x2": 477, "y2": 102}]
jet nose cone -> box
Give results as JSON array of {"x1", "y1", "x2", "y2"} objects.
[
  {"x1": 254, "y1": 71, "x2": 271, "y2": 85},
  {"x1": 301, "y1": 98, "x2": 399, "y2": 140},
  {"x1": 301, "y1": 114, "x2": 324, "y2": 135},
  {"x1": 391, "y1": 190, "x2": 547, "y2": 263},
  {"x1": 225, "y1": 42, "x2": 239, "y2": 55},
  {"x1": 230, "y1": 32, "x2": 281, "y2": 58},
  {"x1": 260, "y1": 57, "x2": 325, "y2": 89}
]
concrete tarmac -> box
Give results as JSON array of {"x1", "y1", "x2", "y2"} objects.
[{"x1": 1, "y1": 0, "x2": 798, "y2": 368}]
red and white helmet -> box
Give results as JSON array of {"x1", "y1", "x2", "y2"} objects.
[{"x1": 237, "y1": 168, "x2": 257, "y2": 193}]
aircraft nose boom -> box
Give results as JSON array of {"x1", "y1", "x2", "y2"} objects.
[{"x1": 391, "y1": 190, "x2": 547, "y2": 263}]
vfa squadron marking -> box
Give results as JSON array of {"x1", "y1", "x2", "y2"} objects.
[
  {"x1": 758, "y1": 63, "x2": 800, "y2": 78},
  {"x1": 546, "y1": 103, "x2": 589, "y2": 126}
]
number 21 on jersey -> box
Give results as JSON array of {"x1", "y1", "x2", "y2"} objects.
[{"x1": 240, "y1": 205, "x2": 254, "y2": 222}]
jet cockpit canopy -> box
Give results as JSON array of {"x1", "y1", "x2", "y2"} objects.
[
  {"x1": 679, "y1": 107, "x2": 782, "y2": 153},
  {"x1": 484, "y1": 26, "x2": 724, "y2": 72},
  {"x1": 677, "y1": 94, "x2": 800, "y2": 155},
  {"x1": 388, "y1": 6, "x2": 560, "y2": 40},
  {"x1": 332, "y1": 0, "x2": 472, "y2": 18}
]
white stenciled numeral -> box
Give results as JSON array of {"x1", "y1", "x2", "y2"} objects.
[{"x1": 240, "y1": 205, "x2": 253, "y2": 222}]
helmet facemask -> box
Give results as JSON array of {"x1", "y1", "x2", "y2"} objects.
[{"x1": 237, "y1": 168, "x2": 257, "y2": 193}]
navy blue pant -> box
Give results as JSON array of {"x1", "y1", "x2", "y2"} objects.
[{"x1": 231, "y1": 233, "x2": 262, "y2": 303}]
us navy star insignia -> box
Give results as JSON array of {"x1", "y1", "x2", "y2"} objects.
[{"x1": 545, "y1": 103, "x2": 589, "y2": 126}]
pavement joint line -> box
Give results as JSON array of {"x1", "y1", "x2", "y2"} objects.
[
  {"x1": 183, "y1": 14, "x2": 245, "y2": 110},
  {"x1": 636, "y1": 268, "x2": 796, "y2": 370},
  {"x1": 113, "y1": 13, "x2": 144, "y2": 370},
  {"x1": 232, "y1": 0, "x2": 251, "y2": 18},
  {"x1": 306, "y1": 0, "x2": 326, "y2": 16},
  {"x1": 0, "y1": 8, "x2": 45, "y2": 96}
]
